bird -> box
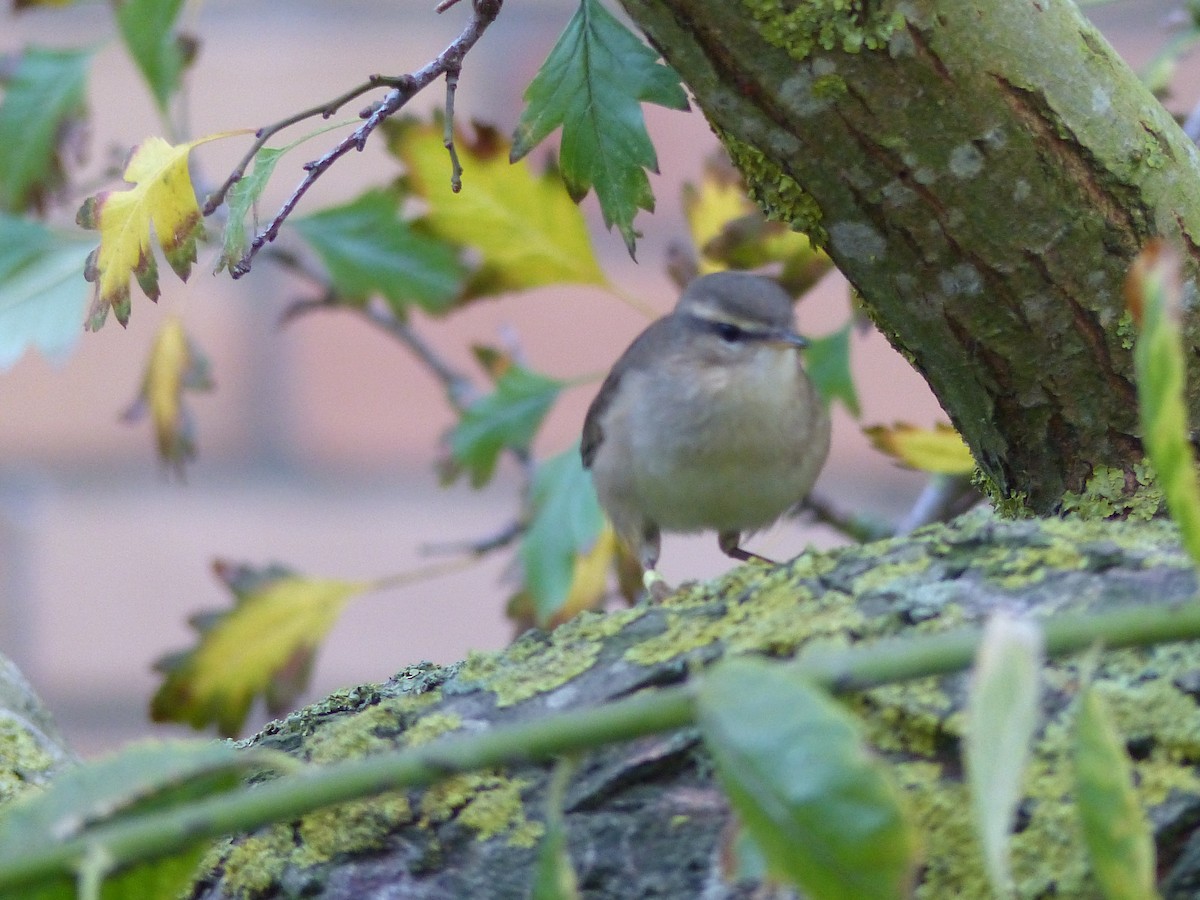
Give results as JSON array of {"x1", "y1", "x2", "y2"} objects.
[{"x1": 581, "y1": 270, "x2": 831, "y2": 597}]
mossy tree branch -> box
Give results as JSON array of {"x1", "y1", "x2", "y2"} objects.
[
  {"x1": 617, "y1": 0, "x2": 1200, "y2": 512},
  {"x1": 4, "y1": 594, "x2": 1200, "y2": 893}
]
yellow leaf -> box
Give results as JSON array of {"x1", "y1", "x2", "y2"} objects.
[
  {"x1": 389, "y1": 118, "x2": 607, "y2": 297},
  {"x1": 865, "y1": 422, "x2": 976, "y2": 474},
  {"x1": 508, "y1": 525, "x2": 617, "y2": 631},
  {"x1": 682, "y1": 154, "x2": 831, "y2": 293},
  {"x1": 151, "y1": 561, "x2": 371, "y2": 736},
  {"x1": 77, "y1": 131, "x2": 245, "y2": 329},
  {"x1": 123, "y1": 316, "x2": 212, "y2": 474}
]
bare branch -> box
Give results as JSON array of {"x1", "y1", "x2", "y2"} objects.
[
  {"x1": 795, "y1": 492, "x2": 893, "y2": 544},
  {"x1": 421, "y1": 519, "x2": 523, "y2": 557},
  {"x1": 444, "y1": 69, "x2": 464, "y2": 193},
  {"x1": 225, "y1": 0, "x2": 504, "y2": 277}
]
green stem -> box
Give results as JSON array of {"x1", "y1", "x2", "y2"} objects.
[{"x1": 4, "y1": 599, "x2": 1200, "y2": 891}]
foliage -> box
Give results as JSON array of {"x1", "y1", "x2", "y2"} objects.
[{"x1": 2, "y1": 1, "x2": 1199, "y2": 898}]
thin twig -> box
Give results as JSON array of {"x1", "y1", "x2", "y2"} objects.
[
  {"x1": 228, "y1": 0, "x2": 504, "y2": 277},
  {"x1": 795, "y1": 492, "x2": 894, "y2": 543},
  {"x1": 202, "y1": 75, "x2": 411, "y2": 215},
  {"x1": 444, "y1": 69, "x2": 464, "y2": 192},
  {"x1": 421, "y1": 519, "x2": 524, "y2": 556}
]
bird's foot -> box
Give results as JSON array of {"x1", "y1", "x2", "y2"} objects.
[{"x1": 642, "y1": 568, "x2": 672, "y2": 602}]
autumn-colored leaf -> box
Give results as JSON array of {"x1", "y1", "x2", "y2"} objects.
[
  {"x1": 682, "y1": 154, "x2": 831, "y2": 293},
  {"x1": 865, "y1": 422, "x2": 976, "y2": 474},
  {"x1": 77, "y1": 131, "x2": 245, "y2": 329},
  {"x1": 0, "y1": 45, "x2": 92, "y2": 213},
  {"x1": 390, "y1": 117, "x2": 607, "y2": 299},
  {"x1": 122, "y1": 316, "x2": 212, "y2": 475},
  {"x1": 151, "y1": 560, "x2": 372, "y2": 736}
]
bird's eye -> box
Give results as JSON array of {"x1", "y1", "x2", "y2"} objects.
[{"x1": 713, "y1": 322, "x2": 742, "y2": 343}]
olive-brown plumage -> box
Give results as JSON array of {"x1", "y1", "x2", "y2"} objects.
[{"x1": 582, "y1": 271, "x2": 830, "y2": 592}]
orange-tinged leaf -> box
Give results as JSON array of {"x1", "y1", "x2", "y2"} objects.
[
  {"x1": 77, "y1": 131, "x2": 246, "y2": 329},
  {"x1": 865, "y1": 422, "x2": 976, "y2": 474},
  {"x1": 123, "y1": 316, "x2": 212, "y2": 475},
  {"x1": 151, "y1": 561, "x2": 371, "y2": 736}
]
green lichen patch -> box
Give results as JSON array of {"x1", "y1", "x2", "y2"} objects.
[
  {"x1": 720, "y1": 131, "x2": 827, "y2": 242},
  {"x1": 0, "y1": 717, "x2": 56, "y2": 806},
  {"x1": 1059, "y1": 462, "x2": 1164, "y2": 521},
  {"x1": 294, "y1": 792, "x2": 413, "y2": 868},
  {"x1": 742, "y1": 0, "x2": 906, "y2": 60},
  {"x1": 303, "y1": 692, "x2": 440, "y2": 765},
  {"x1": 419, "y1": 773, "x2": 543, "y2": 848},
  {"x1": 456, "y1": 607, "x2": 638, "y2": 708},
  {"x1": 215, "y1": 824, "x2": 293, "y2": 898},
  {"x1": 402, "y1": 711, "x2": 464, "y2": 748}
]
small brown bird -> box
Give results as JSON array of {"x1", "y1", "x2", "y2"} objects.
[{"x1": 582, "y1": 271, "x2": 831, "y2": 595}]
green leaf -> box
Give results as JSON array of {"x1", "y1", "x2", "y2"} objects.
[
  {"x1": 519, "y1": 446, "x2": 605, "y2": 624},
  {"x1": 113, "y1": 0, "x2": 189, "y2": 113},
  {"x1": 389, "y1": 117, "x2": 607, "y2": 298},
  {"x1": 1074, "y1": 681, "x2": 1156, "y2": 900},
  {"x1": 964, "y1": 613, "x2": 1044, "y2": 898},
  {"x1": 1127, "y1": 243, "x2": 1200, "y2": 562},
  {"x1": 0, "y1": 214, "x2": 92, "y2": 369},
  {"x1": 292, "y1": 189, "x2": 465, "y2": 316},
  {"x1": 0, "y1": 741, "x2": 293, "y2": 900},
  {"x1": 697, "y1": 656, "x2": 917, "y2": 900},
  {"x1": 0, "y1": 46, "x2": 92, "y2": 212},
  {"x1": 804, "y1": 322, "x2": 859, "y2": 417},
  {"x1": 448, "y1": 366, "x2": 564, "y2": 488},
  {"x1": 214, "y1": 145, "x2": 285, "y2": 275},
  {"x1": 151, "y1": 561, "x2": 373, "y2": 736},
  {"x1": 511, "y1": 0, "x2": 689, "y2": 256}
]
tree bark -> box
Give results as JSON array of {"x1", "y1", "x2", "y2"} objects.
[
  {"x1": 618, "y1": 0, "x2": 1200, "y2": 513},
  {"x1": 188, "y1": 512, "x2": 1200, "y2": 898}
]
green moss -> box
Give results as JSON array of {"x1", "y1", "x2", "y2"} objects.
[
  {"x1": 304, "y1": 692, "x2": 439, "y2": 764},
  {"x1": 457, "y1": 608, "x2": 636, "y2": 708},
  {"x1": 720, "y1": 132, "x2": 828, "y2": 244},
  {"x1": 742, "y1": 0, "x2": 906, "y2": 60},
  {"x1": 1116, "y1": 309, "x2": 1137, "y2": 349},
  {"x1": 1060, "y1": 463, "x2": 1164, "y2": 521},
  {"x1": 811, "y1": 72, "x2": 848, "y2": 99},
  {"x1": 420, "y1": 773, "x2": 543, "y2": 848}
]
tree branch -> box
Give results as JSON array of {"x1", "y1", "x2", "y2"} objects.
[
  {"x1": 4, "y1": 597, "x2": 1200, "y2": 892},
  {"x1": 219, "y1": 0, "x2": 503, "y2": 277}
]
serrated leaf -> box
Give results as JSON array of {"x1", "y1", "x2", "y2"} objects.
[
  {"x1": 1074, "y1": 682, "x2": 1156, "y2": 900},
  {"x1": 77, "y1": 132, "x2": 242, "y2": 330},
  {"x1": 511, "y1": 0, "x2": 689, "y2": 255},
  {"x1": 122, "y1": 316, "x2": 212, "y2": 474},
  {"x1": 1126, "y1": 241, "x2": 1200, "y2": 564},
  {"x1": 0, "y1": 46, "x2": 92, "y2": 212},
  {"x1": 0, "y1": 214, "x2": 92, "y2": 369},
  {"x1": 390, "y1": 118, "x2": 607, "y2": 298},
  {"x1": 292, "y1": 188, "x2": 465, "y2": 316},
  {"x1": 214, "y1": 146, "x2": 285, "y2": 275},
  {"x1": 0, "y1": 741, "x2": 292, "y2": 900},
  {"x1": 113, "y1": 0, "x2": 189, "y2": 113},
  {"x1": 964, "y1": 613, "x2": 1044, "y2": 898},
  {"x1": 804, "y1": 322, "x2": 860, "y2": 417},
  {"x1": 447, "y1": 365, "x2": 564, "y2": 488},
  {"x1": 864, "y1": 421, "x2": 975, "y2": 474},
  {"x1": 519, "y1": 448, "x2": 607, "y2": 626},
  {"x1": 150, "y1": 561, "x2": 371, "y2": 736},
  {"x1": 697, "y1": 656, "x2": 917, "y2": 899}
]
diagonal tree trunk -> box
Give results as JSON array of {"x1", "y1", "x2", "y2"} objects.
[{"x1": 618, "y1": 0, "x2": 1200, "y2": 512}]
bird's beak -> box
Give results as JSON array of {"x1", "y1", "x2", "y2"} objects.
[{"x1": 766, "y1": 328, "x2": 809, "y2": 350}]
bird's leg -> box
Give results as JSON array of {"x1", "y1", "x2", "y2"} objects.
[
  {"x1": 718, "y1": 530, "x2": 777, "y2": 565},
  {"x1": 639, "y1": 525, "x2": 672, "y2": 601}
]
